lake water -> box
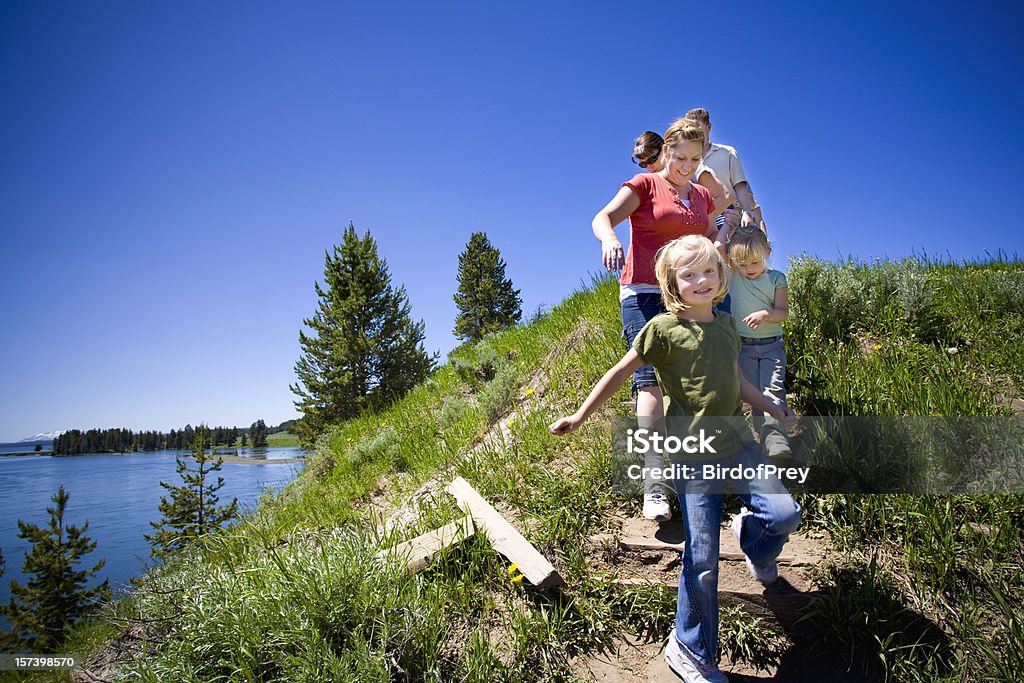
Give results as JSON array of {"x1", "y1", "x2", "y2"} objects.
[
  {"x1": 0, "y1": 440, "x2": 54, "y2": 455},
  {"x1": 0, "y1": 447, "x2": 306, "y2": 616}
]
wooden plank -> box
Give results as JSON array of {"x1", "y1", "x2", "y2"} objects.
[
  {"x1": 592, "y1": 533, "x2": 745, "y2": 561},
  {"x1": 379, "y1": 516, "x2": 475, "y2": 573},
  {"x1": 611, "y1": 577, "x2": 678, "y2": 589},
  {"x1": 445, "y1": 477, "x2": 565, "y2": 588},
  {"x1": 591, "y1": 533, "x2": 685, "y2": 553},
  {"x1": 589, "y1": 533, "x2": 812, "y2": 566}
]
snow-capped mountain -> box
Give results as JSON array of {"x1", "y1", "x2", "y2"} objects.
[{"x1": 18, "y1": 431, "x2": 66, "y2": 443}]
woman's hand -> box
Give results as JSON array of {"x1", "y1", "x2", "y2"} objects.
[
  {"x1": 767, "y1": 405, "x2": 795, "y2": 421},
  {"x1": 723, "y1": 207, "x2": 742, "y2": 230},
  {"x1": 549, "y1": 415, "x2": 582, "y2": 436},
  {"x1": 601, "y1": 238, "x2": 624, "y2": 271}
]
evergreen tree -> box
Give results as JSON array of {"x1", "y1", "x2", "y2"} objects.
[
  {"x1": 145, "y1": 426, "x2": 240, "y2": 561},
  {"x1": 250, "y1": 419, "x2": 268, "y2": 448},
  {"x1": 453, "y1": 231, "x2": 522, "y2": 341},
  {"x1": 290, "y1": 222, "x2": 435, "y2": 445},
  {"x1": 2, "y1": 486, "x2": 110, "y2": 650},
  {"x1": 240, "y1": 431, "x2": 248, "y2": 447}
]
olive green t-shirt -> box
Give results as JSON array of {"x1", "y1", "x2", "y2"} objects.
[{"x1": 632, "y1": 311, "x2": 753, "y2": 458}]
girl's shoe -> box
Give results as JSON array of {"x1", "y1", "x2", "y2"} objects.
[
  {"x1": 642, "y1": 491, "x2": 671, "y2": 521},
  {"x1": 664, "y1": 629, "x2": 728, "y2": 683},
  {"x1": 730, "y1": 507, "x2": 778, "y2": 585}
]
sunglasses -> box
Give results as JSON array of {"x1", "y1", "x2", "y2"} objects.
[{"x1": 634, "y1": 149, "x2": 661, "y2": 169}]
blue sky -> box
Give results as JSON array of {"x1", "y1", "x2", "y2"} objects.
[{"x1": 2, "y1": 1, "x2": 1022, "y2": 442}]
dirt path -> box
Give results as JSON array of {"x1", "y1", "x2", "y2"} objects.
[{"x1": 572, "y1": 516, "x2": 862, "y2": 682}]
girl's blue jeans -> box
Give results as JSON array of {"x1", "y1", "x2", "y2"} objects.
[{"x1": 671, "y1": 440, "x2": 802, "y2": 665}]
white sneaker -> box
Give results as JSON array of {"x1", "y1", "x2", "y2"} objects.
[
  {"x1": 643, "y1": 491, "x2": 671, "y2": 521},
  {"x1": 730, "y1": 507, "x2": 778, "y2": 585},
  {"x1": 664, "y1": 629, "x2": 728, "y2": 683}
]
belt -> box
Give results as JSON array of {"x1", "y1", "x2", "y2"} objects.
[{"x1": 741, "y1": 335, "x2": 782, "y2": 345}]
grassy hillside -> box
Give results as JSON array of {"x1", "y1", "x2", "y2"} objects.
[
  {"x1": 266, "y1": 430, "x2": 300, "y2": 447},
  {"x1": 781, "y1": 254, "x2": 1024, "y2": 679},
  {"x1": 46, "y1": 257, "x2": 1024, "y2": 682}
]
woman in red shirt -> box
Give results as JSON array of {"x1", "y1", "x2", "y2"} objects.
[{"x1": 592, "y1": 119, "x2": 725, "y2": 521}]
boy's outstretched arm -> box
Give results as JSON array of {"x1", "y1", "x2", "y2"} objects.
[{"x1": 549, "y1": 349, "x2": 645, "y2": 436}]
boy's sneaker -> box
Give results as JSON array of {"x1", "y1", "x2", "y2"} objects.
[
  {"x1": 664, "y1": 629, "x2": 728, "y2": 683},
  {"x1": 643, "y1": 491, "x2": 671, "y2": 521},
  {"x1": 730, "y1": 507, "x2": 778, "y2": 585},
  {"x1": 762, "y1": 431, "x2": 792, "y2": 460}
]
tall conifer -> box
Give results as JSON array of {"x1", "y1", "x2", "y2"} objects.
[
  {"x1": 290, "y1": 223, "x2": 434, "y2": 445},
  {"x1": 250, "y1": 419, "x2": 268, "y2": 448},
  {"x1": 2, "y1": 487, "x2": 109, "y2": 650},
  {"x1": 146, "y1": 426, "x2": 239, "y2": 561},
  {"x1": 453, "y1": 231, "x2": 522, "y2": 342}
]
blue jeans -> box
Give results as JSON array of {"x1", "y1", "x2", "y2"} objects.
[
  {"x1": 671, "y1": 441, "x2": 801, "y2": 665},
  {"x1": 738, "y1": 337, "x2": 789, "y2": 455},
  {"x1": 620, "y1": 293, "x2": 666, "y2": 394}
]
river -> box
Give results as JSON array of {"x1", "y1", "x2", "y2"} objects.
[{"x1": 0, "y1": 447, "x2": 306, "y2": 616}]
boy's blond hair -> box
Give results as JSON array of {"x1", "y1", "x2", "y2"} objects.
[
  {"x1": 728, "y1": 228, "x2": 771, "y2": 266},
  {"x1": 683, "y1": 107, "x2": 711, "y2": 126},
  {"x1": 654, "y1": 236, "x2": 728, "y2": 315}
]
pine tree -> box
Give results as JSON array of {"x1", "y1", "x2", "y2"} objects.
[
  {"x1": 145, "y1": 426, "x2": 240, "y2": 561},
  {"x1": 290, "y1": 222, "x2": 435, "y2": 445},
  {"x1": 453, "y1": 231, "x2": 522, "y2": 342},
  {"x1": 2, "y1": 486, "x2": 110, "y2": 651},
  {"x1": 250, "y1": 419, "x2": 268, "y2": 448}
]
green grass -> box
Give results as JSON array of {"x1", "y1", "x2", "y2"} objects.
[
  {"x1": 45, "y1": 257, "x2": 1024, "y2": 682},
  {"x1": 207, "y1": 431, "x2": 302, "y2": 451},
  {"x1": 787, "y1": 253, "x2": 1024, "y2": 680},
  {"x1": 266, "y1": 431, "x2": 300, "y2": 447}
]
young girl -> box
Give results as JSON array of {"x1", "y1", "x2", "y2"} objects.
[
  {"x1": 727, "y1": 229, "x2": 791, "y2": 459},
  {"x1": 549, "y1": 235, "x2": 801, "y2": 683}
]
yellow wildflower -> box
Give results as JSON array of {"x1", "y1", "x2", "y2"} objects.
[
  {"x1": 873, "y1": 343, "x2": 882, "y2": 351},
  {"x1": 510, "y1": 574, "x2": 525, "y2": 584},
  {"x1": 506, "y1": 563, "x2": 520, "y2": 575},
  {"x1": 524, "y1": 387, "x2": 536, "y2": 397}
]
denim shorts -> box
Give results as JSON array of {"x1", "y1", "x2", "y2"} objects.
[{"x1": 621, "y1": 292, "x2": 666, "y2": 394}]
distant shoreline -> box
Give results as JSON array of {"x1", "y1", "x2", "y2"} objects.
[{"x1": 0, "y1": 449, "x2": 306, "y2": 464}]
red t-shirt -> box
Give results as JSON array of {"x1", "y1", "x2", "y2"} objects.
[{"x1": 619, "y1": 173, "x2": 715, "y2": 285}]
